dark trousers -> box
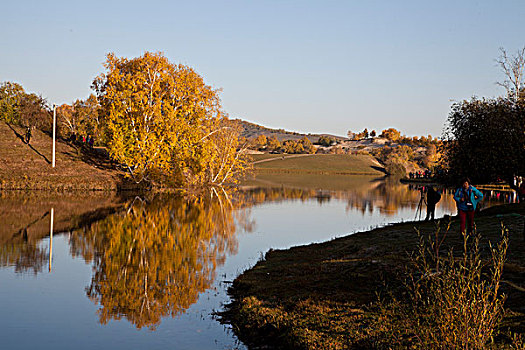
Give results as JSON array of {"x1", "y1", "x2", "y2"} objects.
[
  {"x1": 459, "y1": 210, "x2": 475, "y2": 234},
  {"x1": 425, "y1": 204, "x2": 436, "y2": 221}
]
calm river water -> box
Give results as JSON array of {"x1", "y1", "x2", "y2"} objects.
[{"x1": 0, "y1": 177, "x2": 516, "y2": 349}]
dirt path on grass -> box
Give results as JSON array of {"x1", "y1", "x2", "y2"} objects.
[{"x1": 252, "y1": 153, "x2": 315, "y2": 164}]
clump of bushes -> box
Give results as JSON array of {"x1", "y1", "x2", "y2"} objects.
[
  {"x1": 374, "y1": 226, "x2": 511, "y2": 349},
  {"x1": 282, "y1": 137, "x2": 316, "y2": 154},
  {"x1": 384, "y1": 161, "x2": 406, "y2": 178},
  {"x1": 372, "y1": 145, "x2": 414, "y2": 177},
  {"x1": 248, "y1": 135, "x2": 316, "y2": 154},
  {"x1": 317, "y1": 135, "x2": 335, "y2": 147}
]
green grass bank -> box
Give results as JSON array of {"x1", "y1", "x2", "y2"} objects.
[{"x1": 251, "y1": 154, "x2": 386, "y2": 176}]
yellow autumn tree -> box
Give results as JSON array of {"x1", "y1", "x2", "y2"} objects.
[
  {"x1": 92, "y1": 52, "x2": 247, "y2": 187},
  {"x1": 380, "y1": 128, "x2": 401, "y2": 142}
]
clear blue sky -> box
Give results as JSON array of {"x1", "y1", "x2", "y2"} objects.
[{"x1": 1, "y1": 0, "x2": 524, "y2": 137}]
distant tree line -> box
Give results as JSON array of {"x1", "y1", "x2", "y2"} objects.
[
  {"x1": 317, "y1": 135, "x2": 336, "y2": 147},
  {"x1": 0, "y1": 82, "x2": 50, "y2": 132},
  {"x1": 0, "y1": 83, "x2": 110, "y2": 148},
  {"x1": 246, "y1": 134, "x2": 316, "y2": 154},
  {"x1": 55, "y1": 94, "x2": 104, "y2": 145},
  {"x1": 347, "y1": 127, "x2": 440, "y2": 147}
]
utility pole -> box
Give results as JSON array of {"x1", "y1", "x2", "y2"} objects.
[{"x1": 52, "y1": 104, "x2": 56, "y2": 168}]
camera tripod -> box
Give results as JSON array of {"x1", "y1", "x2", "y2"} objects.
[{"x1": 415, "y1": 189, "x2": 426, "y2": 221}]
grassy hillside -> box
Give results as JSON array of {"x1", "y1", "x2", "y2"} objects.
[
  {"x1": 251, "y1": 154, "x2": 386, "y2": 176},
  {"x1": 233, "y1": 119, "x2": 345, "y2": 143},
  {"x1": 0, "y1": 122, "x2": 134, "y2": 190}
]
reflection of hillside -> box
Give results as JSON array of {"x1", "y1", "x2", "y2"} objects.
[
  {"x1": 0, "y1": 191, "x2": 123, "y2": 245},
  {"x1": 70, "y1": 193, "x2": 246, "y2": 329},
  {"x1": 243, "y1": 173, "x2": 383, "y2": 192},
  {"x1": 0, "y1": 191, "x2": 124, "y2": 274},
  {"x1": 347, "y1": 179, "x2": 421, "y2": 216},
  {"x1": 240, "y1": 180, "x2": 458, "y2": 217}
]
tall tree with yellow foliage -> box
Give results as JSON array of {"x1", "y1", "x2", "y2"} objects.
[{"x1": 93, "y1": 52, "x2": 247, "y2": 187}]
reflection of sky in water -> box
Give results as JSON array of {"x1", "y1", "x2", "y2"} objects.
[{"x1": 0, "y1": 184, "x2": 518, "y2": 350}]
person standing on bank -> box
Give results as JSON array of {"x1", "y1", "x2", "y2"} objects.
[
  {"x1": 25, "y1": 126, "x2": 32, "y2": 144},
  {"x1": 454, "y1": 178, "x2": 483, "y2": 234},
  {"x1": 425, "y1": 186, "x2": 441, "y2": 221}
]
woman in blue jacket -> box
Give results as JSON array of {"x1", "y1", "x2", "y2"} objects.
[{"x1": 454, "y1": 178, "x2": 483, "y2": 234}]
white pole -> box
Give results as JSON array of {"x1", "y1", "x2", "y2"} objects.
[
  {"x1": 52, "y1": 105, "x2": 56, "y2": 168},
  {"x1": 49, "y1": 207, "x2": 54, "y2": 272}
]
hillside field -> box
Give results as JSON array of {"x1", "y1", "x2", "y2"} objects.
[
  {"x1": 0, "y1": 122, "x2": 133, "y2": 190},
  {"x1": 250, "y1": 153, "x2": 386, "y2": 176}
]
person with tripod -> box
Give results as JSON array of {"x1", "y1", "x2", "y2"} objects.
[
  {"x1": 425, "y1": 186, "x2": 441, "y2": 221},
  {"x1": 415, "y1": 187, "x2": 426, "y2": 221},
  {"x1": 454, "y1": 178, "x2": 483, "y2": 234}
]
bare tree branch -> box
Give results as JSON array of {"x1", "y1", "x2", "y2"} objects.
[{"x1": 496, "y1": 46, "x2": 525, "y2": 101}]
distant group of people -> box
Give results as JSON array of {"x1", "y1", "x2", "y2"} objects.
[
  {"x1": 409, "y1": 170, "x2": 432, "y2": 179},
  {"x1": 483, "y1": 189, "x2": 521, "y2": 203},
  {"x1": 514, "y1": 176, "x2": 525, "y2": 202},
  {"x1": 68, "y1": 132, "x2": 94, "y2": 148}
]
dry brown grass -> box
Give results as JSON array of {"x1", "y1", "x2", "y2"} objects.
[{"x1": 0, "y1": 122, "x2": 138, "y2": 190}]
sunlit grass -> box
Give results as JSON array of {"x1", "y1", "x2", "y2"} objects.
[{"x1": 251, "y1": 154, "x2": 385, "y2": 175}]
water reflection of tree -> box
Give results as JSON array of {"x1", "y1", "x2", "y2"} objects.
[
  {"x1": 345, "y1": 180, "x2": 457, "y2": 216},
  {"x1": 353, "y1": 179, "x2": 419, "y2": 216},
  {"x1": 239, "y1": 182, "x2": 457, "y2": 217},
  {"x1": 71, "y1": 193, "x2": 245, "y2": 329},
  {"x1": 0, "y1": 183, "x2": 463, "y2": 329}
]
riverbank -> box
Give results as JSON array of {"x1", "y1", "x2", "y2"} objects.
[{"x1": 223, "y1": 202, "x2": 525, "y2": 349}]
